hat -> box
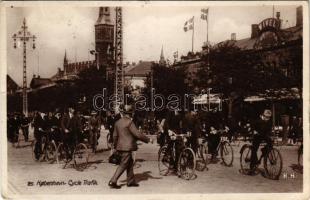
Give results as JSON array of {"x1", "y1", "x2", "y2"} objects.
[
  {"x1": 123, "y1": 105, "x2": 134, "y2": 114},
  {"x1": 263, "y1": 109, "x2": 272, "y2": 118}
]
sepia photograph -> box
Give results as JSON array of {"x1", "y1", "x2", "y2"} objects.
[{"x1": 0, "y1": 1, "x2": 309, "y2": 199}]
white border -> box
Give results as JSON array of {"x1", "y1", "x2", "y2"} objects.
[{"x1": 0, "y1": 1, "x2": 309, "y2": 200}]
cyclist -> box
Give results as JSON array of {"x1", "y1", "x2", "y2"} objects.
[
  {"x1": 249, "y1": 109, "x2": 273, "y2": 175},
  {"x1": 163, "y1": 108, "x2": 183, "y2": 172},
  {"x1": 33, "y1": 111, "x2": 48, "y2": 160},
  {"x1": 182, "y1": 107, "x2": 201, "y2": 154},
  {"x1": 61, "y1": 107, "x2": 81, "y2": 159}
]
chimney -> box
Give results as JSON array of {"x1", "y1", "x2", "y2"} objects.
[
  {"x1": 33, "y1": 74, "x2": 36, "y2": 78},
  {"x1": 251, "y1": 24, "x2": 259, "y2": 39},
  {"x1": 231, "y1": 33, "x2": 236, "y2": 41},
  {"x1": 296, "y1": 6, "x2": 303, "y2": 27}
]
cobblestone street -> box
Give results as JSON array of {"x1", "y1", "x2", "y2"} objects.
[{"x1": 5, "y1": 129, "x2": 303, "y2": 195}]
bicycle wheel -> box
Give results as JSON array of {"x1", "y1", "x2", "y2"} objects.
[
  {"x1": 220, "y1": 141, "x2": 234, "y2": 166},
  {"x1": 45, "y1": 141, "x2": 57, "y2": 163},
  {"x1": 240, "y1": 144, "x2": 253, "y2": 175},
  {"x1": 264, "y1": 148, "x2": 283, "y2": 180},
  {"x1": 178, "y1": 148, "x2": 196, "y2": 180},
  {"x1": 107, "y1": 133, "x2": 112, "y2": 149},
  {"x1": 56, "y1": 143, "x2": 71, "y2": 164},
  {"x1": 298, "y1": 145, "x2": 303, "y2": 167},
  {"x1": 158, "y1": 145, "x2": 171, "y2": 176},
  {"x1": 73, "y1": 143, "x2": 89, "y2": 171},
  {"x1": 196, "y1": 144, "x2": 208, "y2": 171}
]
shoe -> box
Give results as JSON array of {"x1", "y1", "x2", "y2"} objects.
[
  {"x1": 127, "y1": 182, "x2": 139, "y2": 187},
  {"x1": 108, "y1": 181, "x2": 121, "y2": 189}
]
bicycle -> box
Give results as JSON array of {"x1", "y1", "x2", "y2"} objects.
[
  {"x1": 158, "y1": 130, "x2": 196, "y2": 180},
  {"x1": 31, "y1": 129, "x2": 57, "y2": 163},
  {"x1": 198, "y1": 127, "x2": 234, "y2": 167},
  {"x1": 56, "y1": 129, "x2": 90, "y2": 171},
  {"x1": 239, "y1": 136, "x2": 283, "y2": 180}
]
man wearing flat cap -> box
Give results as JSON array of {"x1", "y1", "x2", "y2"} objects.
[
  {"x1": 249, "y1": 109, "x2": 273, "y2": 175},
  {"x1": 88, "y1": 110, "x2": 101, "y2": 152},
  {"x1": 108, "y1": 104, "x2": 153, "y2": 189}
]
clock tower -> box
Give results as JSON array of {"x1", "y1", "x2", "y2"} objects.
[{"x1": 95, "y1": 7, "x2": 114, "y2": 72}]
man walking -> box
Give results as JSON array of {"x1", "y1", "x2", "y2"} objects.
[
  {"x1": 21, "y1": 114, "x2": 30, "y2": 142},
  {"x1": 108, "y1": 105, "x2": 152, "y2": 189},
  {"x1": 88, "y1": 110, "x2": 101, "y2": 152}
]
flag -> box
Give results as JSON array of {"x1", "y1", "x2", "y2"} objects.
[
  {"x1": 184, "y1": 16, "x2": 194, "y2": 32},
  {"x1": 201, "y1": 8, "x2": 208, "y2": 21}
]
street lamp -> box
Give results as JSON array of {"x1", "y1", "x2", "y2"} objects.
[{"x1": 12, "y1": 18, "x2": 36, "y2": 117}]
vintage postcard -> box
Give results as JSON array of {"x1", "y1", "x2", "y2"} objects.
[{"x1": 0, "y1": 1, "x2": 309, "y2": 200}]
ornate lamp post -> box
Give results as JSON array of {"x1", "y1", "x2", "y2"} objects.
[{"x1": 12, "y1": 18, "x2": 36, "y2": 117}]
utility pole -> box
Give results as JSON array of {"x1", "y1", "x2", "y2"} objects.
[
  {"x1": 115, "y1": 7, "x2": 124, "y2": 110},
  {"x1": 12, "y1": 18, "x2": 36, "y2": 117}
]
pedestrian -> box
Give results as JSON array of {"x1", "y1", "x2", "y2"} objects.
[
  {"x1": 288, "y1": 116, "x2": 299, "y2": 145},
  {"x1": 106, "y1": 110, "x2": 115, "y2": 144},
  {"x1": 20, "y1": 114, "x2": 30, "y2": 142},
  {"x1": 108, "y1": 105, "x2": 152, "y2": 189},
  {"x1": 88, "y1": 110, "x2": 101, "y2": 152}
]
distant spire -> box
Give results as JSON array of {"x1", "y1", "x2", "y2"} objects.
[
  {"x1": 96, "y1": 7, "x2": 112, "y2": 25},
  {"x1": 159, "y1": 45, "x2": 166, "y2": 65},
  {"x1": 64, "y1": 50, "x2": 68, "y2": 65},
  {"x1": 64, "y1": 50, "x2": 68, "y2": 75}
]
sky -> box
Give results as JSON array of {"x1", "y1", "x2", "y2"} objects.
[{"x1": 6, "y1": 5, "x2": 300, "y2": 86}]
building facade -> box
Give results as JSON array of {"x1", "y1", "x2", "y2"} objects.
[{"x1": 173, "y1": 6, "x2": 303, "y2": 91}]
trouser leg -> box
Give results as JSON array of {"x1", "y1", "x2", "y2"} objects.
[
  {"x1": 22, "y1": 127, "x2": 29, "y2": 141},
  {"x1": 126, "y1": 153, "x2": 135, "y2": 184},
  {"x1": 110, "y1": 152, "x2": 132, "y2": 183},
  {"x1": 250, "y1": 135, "x2": 261, "y2": 171}
]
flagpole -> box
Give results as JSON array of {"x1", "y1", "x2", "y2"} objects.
[
  {"x1": 192, "y1": 16, "x2": 194, "y2": 53},
  {"x1": 207, "y1": 10, "x2": 209, "y2": 46}
]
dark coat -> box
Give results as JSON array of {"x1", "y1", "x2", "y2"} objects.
[
  {"x1": 252, "y1": 117, "x2": 272, "y2": 137},
  {"x1": 113, "y1": 116, "x2": 150, "y2": 151},
  {"x1": 61, "y1": 113, "x2": 81, "y2": 133},
  {"x1": 34, "y1": 114, "x2": 47, "y2": 132},
  {"x1": 182, "y1": 112, "x2": 201, "y2": 138}
]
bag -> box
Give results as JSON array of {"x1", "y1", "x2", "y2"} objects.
[{"x1": 109, "y1": 150, "x2": 121, "y2": 165}]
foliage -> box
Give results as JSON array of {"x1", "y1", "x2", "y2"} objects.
[
  {"x1": 198, "y1": 41, "x2": 298, "y2": 97},
  {"x1": 143, "y1": 63, "x2": 188, "y2": 98}
]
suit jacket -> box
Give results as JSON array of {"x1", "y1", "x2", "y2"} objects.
[
  {"x1": 113, "y1": 116, "x2": 150, "y2": 151},
  {"x1": 182, "y1": 112, "x2": 201, "y2": 138},
  {"x1": 34, "y1": 115, "x2": 47, "y2": 132},
  {"x1": 61, "y1": 113, "x2": 81, "y2": 133}
]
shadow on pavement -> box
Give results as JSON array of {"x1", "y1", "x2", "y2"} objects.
[
  {"x1": 290, "y1": 164, "x2": 303, "y2": 174},
  {"x1": 120, "y1": 171, "x2": 162, "y2": 184}
]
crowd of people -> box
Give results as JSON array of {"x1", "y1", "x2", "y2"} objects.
[{"x1": 7, "y1": 104, "x2": 303, "y2": 188}]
